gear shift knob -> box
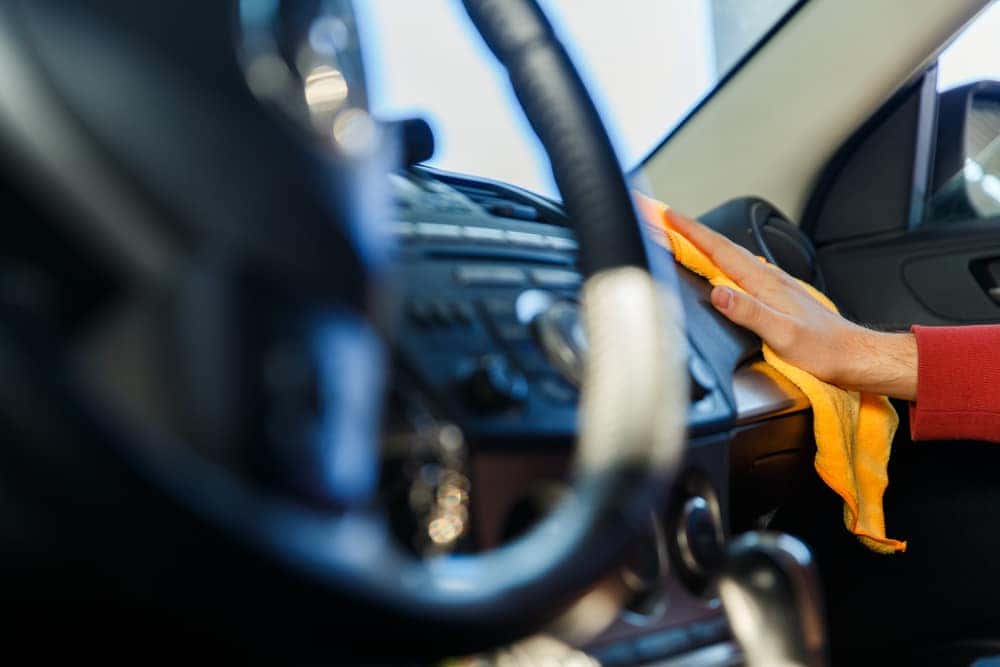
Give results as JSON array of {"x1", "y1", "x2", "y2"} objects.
[{"x1": 717, "y1": 532, "x2": 827, "y2": 667}]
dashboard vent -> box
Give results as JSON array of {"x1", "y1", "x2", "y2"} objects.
[
  {"x1": 425, "y1": 171, "x2": 568, "y2": 227},
  {"x1": 449, "y1": 183, "x2": 542, "y2": 222}
]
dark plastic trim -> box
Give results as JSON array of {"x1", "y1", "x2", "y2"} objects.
[
  {"x1": 800, "y1": 65, "x2": 939, "y2": 240},
  {"x1": 908, "y1": 66, "x2": 941, "y2": 230}
]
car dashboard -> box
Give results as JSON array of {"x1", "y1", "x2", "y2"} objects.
[{"x1": 381, "y1": 165, "x2": 814, "y2": 664}]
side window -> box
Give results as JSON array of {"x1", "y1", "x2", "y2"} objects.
[
  {"x1": 357, "y1": 0, "x2": 799, "y2": 197},
  {"x1": 927, "y1": 3, "x2": 1000, "y2": 225},
  {"x1": 938, "y1": 3, "x2": 1000, "y2": 91}
]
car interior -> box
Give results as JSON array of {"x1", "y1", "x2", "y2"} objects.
[{"x1": 1, "y1": 0, "x2": 1000, "y2": 665}]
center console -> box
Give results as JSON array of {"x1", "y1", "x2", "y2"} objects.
[{"x1": 382, "y1": 166, "x2": 814, "y2": 665}]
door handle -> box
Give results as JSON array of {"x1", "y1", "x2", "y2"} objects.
[{"x1": 970, "y1": 257, "x2": 1000, "y2": 304}]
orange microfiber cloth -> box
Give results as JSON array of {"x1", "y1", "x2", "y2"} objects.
[{"x1": 636, "y1": 194, "x2": 905, "y2": 554}]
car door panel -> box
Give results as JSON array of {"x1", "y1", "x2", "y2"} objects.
[{"x1": 819, "y1": 218, "x2": 1000, "y2": 328}]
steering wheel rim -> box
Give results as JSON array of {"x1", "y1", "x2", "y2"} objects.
[{"x1": 0, "y1": 0, "x2": 689, "y2": 655}]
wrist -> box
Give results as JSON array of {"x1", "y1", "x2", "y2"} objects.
[{"x1": 845, "y1": 330, "x2": 917, "y2": 401}]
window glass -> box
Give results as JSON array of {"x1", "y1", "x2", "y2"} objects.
[
  {"x1": 938, "y1": 3, "x2": 1000, "y2": 90},
  {"x1": 928, "y1": 2, "x2": 1000, "y2": 224},
  {"x1": 357, "y1": 1, "x2": 801, "y2": 197}
]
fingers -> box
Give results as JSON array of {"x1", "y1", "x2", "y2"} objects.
[
  {"x1": 666, "y1": 210, "x2": 789, "y2": 302},
  {"x1": 663, "y1": 209, "x2": 722, "y2": 250},
  {"x1": 633, "y1": 192, "x2": 668, "y2": 227},
  {"x1": 710, "y1": 285, "x2": 794, "y2": 350}
]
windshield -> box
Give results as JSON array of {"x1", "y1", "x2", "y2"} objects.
[{"x1": 357, "y1": 1, "x2": 801, "y2": 197}]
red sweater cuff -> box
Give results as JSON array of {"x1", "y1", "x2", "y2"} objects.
[{"x1": 909, "y1": 325, "x2": 1000, "y2": 443}]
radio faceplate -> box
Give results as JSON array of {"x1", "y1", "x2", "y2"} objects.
[{"x1": 388, "y1": 169, "x2": 732, "y2": 443}]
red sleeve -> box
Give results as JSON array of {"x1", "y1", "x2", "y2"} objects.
[{"x1": 909, "y1": 325, "x2": 1000, "y2": 442}]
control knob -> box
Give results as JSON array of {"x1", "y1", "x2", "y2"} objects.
[{"x1": 531, "y1": 299, "x2": 586, "y2": 386}]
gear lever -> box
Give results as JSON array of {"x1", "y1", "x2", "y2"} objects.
[{"x1": 717, "y1": 532, "x2": 828, "y2": 667}]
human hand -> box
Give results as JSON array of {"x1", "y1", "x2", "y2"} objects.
[{"x1": 666, "y1": 210, "x2": 917, "y2": 400}]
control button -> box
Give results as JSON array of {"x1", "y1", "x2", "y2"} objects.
[
  {"x1": 408, "y1": 300, "x2": 476, "y2": 328},
  {"x1": 545, "y1": 235, "x2": 579, "y2": 251},
  {"x1": 415, "y1": 222, "x2": 462, "y2": 240},
  {"x1": 538, "y1": 375, "x2": 577, "y2": 404},
  {"x1": 479, "y1": 297, "x2": 518, "y2": 320},
  {"x1": 407, "y1": 301, "x2": 433, "y2": 327},
  {"x1": 462, "y1": 226, "x2": 506, "y2": 243},
  {"x1": 454, "y1": 265, "x2": 527, "y2": 287},
  {"x1": 531, "y1": 268, "x2": 582, "y2": 289},
  {"x1": 393, "y1": 221, "x2": 416, "y2": 239},
  {"x1": 634, "y1": 628, "x2": 691, "y2": 661},
  {"x1": 504, "y1": 230, "x2": 548, "y2": 248},
  {"x1": 450, "y1": 301, "x2": 475, "y2": 326},
  {"x1": 429, "y1": 301, "x2": 452, "y2": 326},
  {"x1": 461, "y1": 355, "x2": 528, "y2": 412},
  {"x1": 495, "y1": 322, "x2": 532, "y2": 342}
]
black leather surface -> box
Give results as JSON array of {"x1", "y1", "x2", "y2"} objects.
[{"x1": 700, "y1": 197, "x2": 825, "y2": 290}]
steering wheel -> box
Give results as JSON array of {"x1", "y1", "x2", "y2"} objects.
[{"x1": 0, "y1": 0, "x2": 687, "y2": 659}]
